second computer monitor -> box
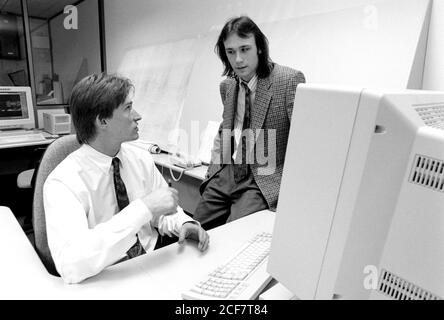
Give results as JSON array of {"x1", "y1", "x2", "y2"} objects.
[{"x1": 0, "y1": 86, "x2": 35, "y2": 130}]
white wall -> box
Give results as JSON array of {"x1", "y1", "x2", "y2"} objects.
[
  {"x1": 262, "y1": 0, "x2": 429, "y2": 89},
  {"x1": 423, "y1": 0, "x2": 444, "y2": 90},
  {"x1": 105, "y1": 0, "x2": 390, "y2": 73},
  {"x1": 104, "y1": 0, "x2": 431, "y2": 152}
]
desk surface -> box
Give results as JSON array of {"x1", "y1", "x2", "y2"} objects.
[{"x1": 0, "y1": 206, "x2": 274, "y2": 299}]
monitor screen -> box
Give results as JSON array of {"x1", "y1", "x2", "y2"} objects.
[
  {"x1": 267, "y1": 84, "x2": 444, "y2": 300},
  {"x1": 0, "y1": 92, "x2": 29, "y2": 119},
  {"x1": 0, "y1": 87, "x2": 35, "y2": 130}
]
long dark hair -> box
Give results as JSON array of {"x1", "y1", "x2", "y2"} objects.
[{"x1": 215, "y1": 16, "x2": 274, "y2": 78}]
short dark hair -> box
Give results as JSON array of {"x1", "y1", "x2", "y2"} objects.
[
  {"x1": 215, "y1": 16, "x2": 274, "y2": 78},
  {"x1": 69, "y1": 73, "x2": 134, "y2": 144}
]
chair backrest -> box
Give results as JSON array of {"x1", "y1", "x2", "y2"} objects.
[{"x1": 32, "y1": 134, "x2": 81, "y2": 276}]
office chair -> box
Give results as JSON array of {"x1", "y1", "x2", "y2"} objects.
[
  {"x1": 17, "y1": 147, "x2": 47, "y2": 189},
  {"x1": 32, "y1": 134, "x2": 80, "y2": 276},
  {"x1": 17, "y1": 107, "x2": 72, "y2": 189}
]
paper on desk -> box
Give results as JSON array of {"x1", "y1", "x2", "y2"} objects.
[{"x1": 259, "y1": 282, "x2": 299, "y2": 300}]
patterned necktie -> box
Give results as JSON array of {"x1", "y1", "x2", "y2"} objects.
[
  {"x1": 233, "y1": 81, "x2": 251, "y2": 183},
  {"x1": 112, "y1": 157, "x2": 146, "y2": 259}
]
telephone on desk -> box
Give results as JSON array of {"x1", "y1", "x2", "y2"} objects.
[{"x1": 170, "y1": 153, "x2": 202, "y2": 169}]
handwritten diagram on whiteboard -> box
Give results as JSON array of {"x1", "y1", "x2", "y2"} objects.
[{"x1": 117, "y1": 38, "x2": 201, "y2": 150}]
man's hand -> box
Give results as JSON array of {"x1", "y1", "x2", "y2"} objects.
[
  {"x1": 142, "y1": 187, "x2": 178, "y2": 219},
  {"x1": 178, "y1": 222, "x2": 210, "y2": 252}
]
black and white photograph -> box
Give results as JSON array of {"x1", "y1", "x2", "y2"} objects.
[{"x1": 0, "y1": 0, "x2": 443, "y2": 307}]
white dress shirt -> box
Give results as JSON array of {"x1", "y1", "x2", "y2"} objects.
[
  {"x1": 43, "y1": 142, "x2": 194, "y2": 284},
  {"x1": 233, "y1": 74, "x2": 258, "y2": 161}
]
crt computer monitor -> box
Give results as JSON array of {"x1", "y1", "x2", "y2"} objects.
[
  {"x1": 267, "y1": 83, "x2": 444, "y2": 300},
  {"x1": 0, "y1": 86, "x2": 35, "y2": 130}
]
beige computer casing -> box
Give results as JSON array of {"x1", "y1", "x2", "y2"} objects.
[
  {"x1": 43, "y1": 112, "x2": 71, "y2": 135},
  {"x1": 267, "y1": 84, "x2": 444, "y2": 300}
]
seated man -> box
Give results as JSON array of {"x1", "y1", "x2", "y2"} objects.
[{"x1": 43, "y1": 73, "x2": 209, "y2": 284}]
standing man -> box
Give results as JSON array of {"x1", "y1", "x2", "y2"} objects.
[
  {"x1": 193, "y1": 16, "x2": 305, "y2": 229},
  {"x1": 44, "y1": 73, "x2": 209, "y2": 284}
]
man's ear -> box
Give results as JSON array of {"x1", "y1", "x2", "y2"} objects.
[{"x1": 96, "y1": 116, "x2": 108, "y2": 129}]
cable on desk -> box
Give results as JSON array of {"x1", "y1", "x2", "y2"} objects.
[{"x1": 168, "y1": 166, "x2": 186, "y2": 182}]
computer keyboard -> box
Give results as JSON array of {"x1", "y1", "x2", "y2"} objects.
[
  {"x1": 182, "y1": 232, "x2": 273, "y2": 300},
  {"x1": 0, "y1": 132, "x2": 47, "y2": 145}
]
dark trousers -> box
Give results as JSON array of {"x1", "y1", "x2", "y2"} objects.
[{"x1": 193, "y1": 164, "x2": 268, "y2": 230}]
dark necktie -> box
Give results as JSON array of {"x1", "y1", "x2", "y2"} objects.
[
  {"x1": 233, "y1": 81, "x2": 251, "y2": 183},
  {"x1": 112, "y1": 157, "x2": 146, "y2": 259}
]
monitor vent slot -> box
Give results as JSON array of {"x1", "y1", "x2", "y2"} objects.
[
  {"x1": 409, "y1": 155, "x2": 444, "y2": 191},
  {"x1": 378, "y1": 269, "x2": 441, "y2": 300},
  {"x1": 415, "y1": 105, "x2": 444, "y2": 130}
]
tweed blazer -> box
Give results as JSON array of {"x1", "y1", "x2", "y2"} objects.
[{"x1": 202, "y1": 64, "x2": 305, "y2": 211}]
